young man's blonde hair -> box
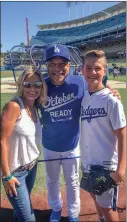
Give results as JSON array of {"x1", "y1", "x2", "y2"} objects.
[
  {"x1": 83, "y1": 50, "x2": 107, "y2": 66},
  {"x1": 14, "y1": 66, "x2": 47, "y2": 105}
]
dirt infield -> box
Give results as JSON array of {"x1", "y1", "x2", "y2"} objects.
[
  {"x1": 1, "y1": 180, "x2": 126, "y2": 221},
  {"x1": 1, "y1": 79, "x2": 126, "y2": 93},
  {"x1": 107, "y1": 80, "x2": 126, "y2": 89}
]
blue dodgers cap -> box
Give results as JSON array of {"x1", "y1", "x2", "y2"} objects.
[{"x1": 45, "y1": 44, "x2": 71, "y2": 61}]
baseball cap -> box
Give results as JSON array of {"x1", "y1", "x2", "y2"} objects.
[{"x1": 45, "y1": 44, "x2": 71, "y2": 61}]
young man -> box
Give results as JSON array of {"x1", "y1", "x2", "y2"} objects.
[
  {"x1": 80, "y1": 50, "x2": 126, "y2": 222},
  {"x1": 39, "y1": 44, "x2": 86, "y2": 222}
]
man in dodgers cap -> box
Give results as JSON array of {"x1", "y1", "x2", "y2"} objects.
[
  {"x1": 45, "y1": 44, "x2": 71, "y2": 61},
  {"x1": 39, "y1": 44, "x2": 85, "y2": 222}
]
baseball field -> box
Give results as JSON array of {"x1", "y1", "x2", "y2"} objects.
[{"x1": 1, "y1": 71, "x2": 126, "y2": 221}]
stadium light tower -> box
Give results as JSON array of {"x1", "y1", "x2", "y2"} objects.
[
  {"x1": 66, "y1": 2, "x2": 81, "y2": 20},
  {"x1": 66, "y1": 2, "x2": 72, "y2": 21},
  {"x1": 83, "y1": 2, "x2": 92, "y2": 17},
  {"x1": 75, "y1": 2, "x2": 78, "y2": 19},
  {"x1": 89, "y1": 2, "x2": 91, "y2": 15},
  {"x1": 75, "y1": 2, "x2": 80, "y2": 19}
]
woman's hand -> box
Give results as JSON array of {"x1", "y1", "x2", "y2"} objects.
[{"x1": 3, "y1": 176, "x2": 20, "y2": 197}]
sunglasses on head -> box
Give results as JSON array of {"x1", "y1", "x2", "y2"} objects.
[{"x1": 23, "y1": 82, "x2": 42, "y2": 88}]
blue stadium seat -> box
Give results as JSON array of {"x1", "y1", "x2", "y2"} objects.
[{"x1": 31, "y1": 12, "x2": 126, "y2": 46}]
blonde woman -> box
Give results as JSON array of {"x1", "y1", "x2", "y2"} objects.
[{"x1": 0, "y1": 66, "x2": 47, "y2": 222}]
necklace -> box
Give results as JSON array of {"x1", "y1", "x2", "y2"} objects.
[{"x1": 22, "y1": 98, "x2": 37, "y2": 122}]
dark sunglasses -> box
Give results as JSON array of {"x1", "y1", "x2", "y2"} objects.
[{"x1": 23, "y1": 82, "x2": 42, "y2": 88}]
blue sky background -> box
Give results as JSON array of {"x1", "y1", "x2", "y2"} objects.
[{"x1": 1, "y1": 1, "x2": 119, "y2": 52}]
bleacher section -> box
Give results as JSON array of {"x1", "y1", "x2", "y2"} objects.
[
  {"x1": 100, "y1": 43, "x2": 125, "y2": 54},
  {"x1": 30, "y1": 12, "x2": 126, "y2": 46},
  {"x1": 80, "y1": 42, "x2": 126, "y2": 55}
]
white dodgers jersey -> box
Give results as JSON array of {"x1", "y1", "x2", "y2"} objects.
[{"x1": 80, "y1": 88, "x2": 126, "y2": 172}]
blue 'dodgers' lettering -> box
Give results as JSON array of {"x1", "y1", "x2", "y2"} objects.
[{"x1": 81, "y1": 105, "x2": 107, "y2": 122}]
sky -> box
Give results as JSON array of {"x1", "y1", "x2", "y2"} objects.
[{"x1": 1, "y1": 1, "x2": 120, "y2": 52}]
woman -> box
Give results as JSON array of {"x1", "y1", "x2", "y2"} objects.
[{"x1": 0, "y1": 66, "x2": 47, "y2": 222}]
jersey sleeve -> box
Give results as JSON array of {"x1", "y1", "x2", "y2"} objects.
[
  {"x1": 108, "y1": 96, "x2": 126, "y2": 130},
  {"x1": 83, "y1": 78, "x2": 88, "y2": 93},
  {"x1": 69, "y1": 75, "x2": 86, "y2": 98}
]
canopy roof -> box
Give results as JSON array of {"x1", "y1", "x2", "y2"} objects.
[{"x1": 37, "y1": 2, "x2": 126, "y2": 30}]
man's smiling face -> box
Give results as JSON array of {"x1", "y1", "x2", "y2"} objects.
[{"x1": 47, "y1": 57, "x2": 70, "y2": 86}]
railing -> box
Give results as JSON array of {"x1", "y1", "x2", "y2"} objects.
[{"x1": 5, "y1": 44, "x2": 83, "y2": 82}]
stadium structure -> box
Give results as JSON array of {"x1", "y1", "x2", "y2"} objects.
[
  {"x1": 30, "y1": 2, "x2": 126, "y2": 61},
  {"x1": 3, "y1": 2, "x2": 126, "y2": 75}
]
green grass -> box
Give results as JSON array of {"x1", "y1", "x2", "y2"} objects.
[
  {"x1": 1, "y1": 88, "x2": 126, "y2": 197},
  {"x1": 1, "y1": 93, "x2": 14, "y2": 110},
  {"x1": 0, "y1": 70, "x2": 47, "y2": 79},
  {"x1": 108, "y1": 74, "x2": 126, "y2": 82},
  {"x1": 118, "y1": 89, "x2": 126, "y2": 113},
  {"x1": 0, "y1": 70, "x2": 22, "y2": 78}
]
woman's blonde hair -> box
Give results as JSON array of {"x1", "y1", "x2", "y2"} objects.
[{"x1": 15, "y1": 66, "x2": 47, "y2": 105}]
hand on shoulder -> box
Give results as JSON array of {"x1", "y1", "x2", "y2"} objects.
[{"x1": 106, "y1": 84, "x2": 121, "y2": 101}]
